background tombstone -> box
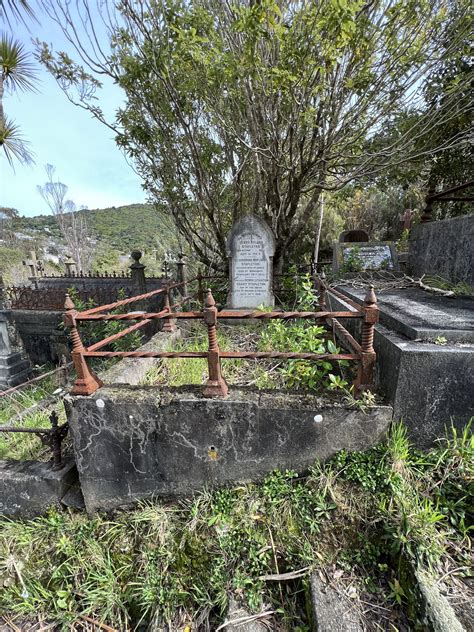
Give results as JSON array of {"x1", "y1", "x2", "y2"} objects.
[
  {"x1": 0, "y1": 312, "x2": 31, "y2": 389},
  {"x1": 226, "y1": 215, "x2": 275, "y2": 308},
  {"x1": 333, "y1": 241, "x2": 399, "y2": 273},
  {"x1": 339, "y1": 229, "x2": 369, "y2": 243}
]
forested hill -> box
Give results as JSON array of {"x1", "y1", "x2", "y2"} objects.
[{"x1": 16, "y1": 204, "x2": 179, "y2": 253}]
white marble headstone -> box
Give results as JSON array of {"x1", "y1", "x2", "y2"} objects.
[
  {"x1": 0, "y1": 319, "x2": 12, "y2": 356},
  {"x1": 226, "y1": 215, "x2": 275, "y2": 308}
]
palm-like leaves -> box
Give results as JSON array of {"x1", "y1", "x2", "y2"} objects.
[
  {"x1": 0, "y1": 34, "x2": 38, "y2": 92},
  {"x1": 0, "y1": 1, "x2": 36, "y2": 26},
  {"x1": 0, "y1": 115, "x2": 34, "y2": 166},
  {"x1": 0, "y1": 34, "x2": 38, "y2": 167}
]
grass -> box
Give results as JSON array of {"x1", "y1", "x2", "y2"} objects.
[
  {"x1": 0, "y1": 369, "x2": 67, "y2": 460},
  {"x1": 141, "y1": 321, "x2": 354, "y2": 394},
  {"x1": 0, "y1": 421, "x2": 472, "y2": 630}
]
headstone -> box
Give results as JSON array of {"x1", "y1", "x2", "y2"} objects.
[
  {"x1": 338, "y1": 229, "x2": 369, "y2": 243},
  {"x1": 0, "y1": 313, "x2": 30, "y2": 389},
  {"x1": 333, "y1": 241, "x2": 399, "y2": 272},
  {"x1": 226, "y1": 215, "x2": 275, "y2": 308}
]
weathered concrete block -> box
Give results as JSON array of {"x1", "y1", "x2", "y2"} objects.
[
  {"x1": 0, "y1": 457, "x2": 78, "y2": 517},
  {"x1": 327, "y1": 290, "x2": 474, "y2": 448},
  {"x1": 408, "y1": 214, "x2": 474, "y2": 286},
  {"x1": 311, "y1": 574, "x2": 364, "y2": 631},
  {"x1": 67, "y1": 387, "x2": 392, "y2": 512}
]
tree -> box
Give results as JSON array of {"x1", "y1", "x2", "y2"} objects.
[
  {"x1": 0, "y1": 34, "x2": 38, "y2": 166},
  {"x1": 0, "y1": 205, "x2": 18, "y2": 243},
  {"x1": 38, "y1": 0, "x2": 472, "y2": 271},
  {"x1": 37, "y1": 164, "x2": 91, "y2": 271}
]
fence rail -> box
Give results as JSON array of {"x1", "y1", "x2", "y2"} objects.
[
  {"x1": 63, "y1": 272, "x2": 379, "y2": 398},
  {"x1": 0, "y1": 411, "x2": 68, "y2": 469},
  {"x1": 5, "y1": 286, "x2": 135, "y2": 311}
]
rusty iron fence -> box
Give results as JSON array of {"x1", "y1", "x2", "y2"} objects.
[
  {"x1": 0, "y1": 410, "x2": 69, "y2": 469},
  {"x1": 62, "y1": 273, "x2": 379, "y2": 398},
  {"x1": 5, "y1": 286, "x2": 136, "y2": 311},
  {"x1": 421, "y1": 179, "x2": 474, "y2": 222}
]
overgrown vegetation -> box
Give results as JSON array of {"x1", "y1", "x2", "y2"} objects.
[
  {"x1": 0, "y1": 422, "x2": 472, "y2": 629},
  {"x1": 0, "y1": 370, "x2": 66, "y2": 460}
]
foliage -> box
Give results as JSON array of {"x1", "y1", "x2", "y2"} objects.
[
  {"x1": 67, "y1": 288, "x2": 142, "y2": 369},
  {"x1": 0, "y1": 34, "x2": 38, "y2": 166},
  {"x1": 260, "y1": 320, "x2": 347, "y2": 391},
  {"x1": 38, "y1": 0, "x2": 472, "y2": 270},
  {"x1": 15, "y1": 203, "x2": 180, "y2": 259},
  {"x1": 0, "y1": 421, "x2": 472, "y2": 628}
]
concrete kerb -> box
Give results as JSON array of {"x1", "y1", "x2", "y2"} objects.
[
  {"x1": 0, "y1": 457, "x2": 78, "y2": 518},
  {"x1": 325, "y1": 290, "x2": 474, "y2": 448},
  {"x1": 67, "y1": 386, "x2": 392, "y2": 513}
]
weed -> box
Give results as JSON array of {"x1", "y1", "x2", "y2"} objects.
[{"x1": 0, "y1": 421, "x2": 472, "y2": 628}]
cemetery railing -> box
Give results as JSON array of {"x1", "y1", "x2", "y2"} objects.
[
  {"x1": 0, "y1": 411, "x2": 69, "y2": 469},
  {"x1": 63, "y1": 275, "x2": 378, "y2": 399}
]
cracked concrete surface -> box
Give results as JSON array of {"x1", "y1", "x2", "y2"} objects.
[{"x1": 67, "y1": 386, "x2": 392, "y2": 512}]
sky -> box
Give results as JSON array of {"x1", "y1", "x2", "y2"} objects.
[{"x1": 0, "y1": 2, "x2": 145, "y2": 217}]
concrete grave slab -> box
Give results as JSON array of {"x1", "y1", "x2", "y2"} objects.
[
  {"x1": 67, "y1": 387, "x2": 392, "y2": 513},
  {"x1": 335, "y1": 285, "x2": 474, "y2": 343},
  {"x1": 326, "y1": 290, "x2": 474, "y2": 448},
  {"x1": 0, "y1": 457, "x2": 78, "y2": 517}
]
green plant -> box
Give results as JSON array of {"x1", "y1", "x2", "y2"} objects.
[
  {"x1": 434, "y1": 335, "x2": 447, "y2": 345},
  {"x1": 340, "y1": 246, "x2": 364, "y2": 273},
  {"x1": 260, "y1": 322, "x2": 347, "y2": 391}
]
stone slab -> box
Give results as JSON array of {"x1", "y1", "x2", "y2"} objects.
[
  {"x1": 326, "y1": 293, "x2": 474, "y2": 448},
  {"x1": 408, "y1": 214, "x2": 474, "y2": 286},
  {"x1": 67, "y1": 387, "x2": 392, "y2": 512},
  {"x1": 311, "y1": 574, "x2": 364, "y2": 632},
  {"x1": 336, "y1": 286, "x2": 474, "y2": 343},
  {"x1": 0, "y1": 457, "x2": 78, "y2": 517},
  {"x1": 99, "y1": 328, "x2": 182, "y2": 385}
]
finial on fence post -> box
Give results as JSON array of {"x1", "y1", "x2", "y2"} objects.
[
  {"x1": 354, "y1": 285, "x2": 378, "y2": 395},
  {"x1": 318, "y1": 271, "x2": 327, "y2": 310},
  {"x1": 130, "y1": 250, "x2": 147, "y2": 294},
  {"x1": 203, "y1": 289, "x2": 228, "y2": 398},
  {"x1": 63, "y1": 293, "x2": 103, "y2": 396},
  {"x1": 162, "y1": 283, "x2": 177, "y2": 333}
]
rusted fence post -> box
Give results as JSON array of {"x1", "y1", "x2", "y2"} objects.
[
  {"x1": 202, "y1": 289, "x2": 228, "y2": 398},
  {"x1": 354, "y1": 285, "x2": 378, "y2": 394},
  {"x1": 63, "y1": 294, "x2": 103, "y2": 395},
  {"x1": 162, "y1": 284, "x2": 177, "y2": 333}
]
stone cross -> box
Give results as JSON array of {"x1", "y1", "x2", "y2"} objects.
[
  {"x1": 226, "y1": 214, "x2": 275, "y2": 308},
  {"x1": 22, "y1": 251, "x2": 43, "y2": 278}
]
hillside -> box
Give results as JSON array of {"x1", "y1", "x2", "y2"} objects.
[
  {"x1": 1, "y1": 204, "x2": 181, "y2": 283},
  {"x1": 15, "y1": 203, "x2": 179, "y2": 253}
]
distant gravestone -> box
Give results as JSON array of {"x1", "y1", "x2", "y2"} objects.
[
  {"x1": 339, "y1": 229, "x2": 369, "y2": 243},
  {"x1": 226, "y1": 215, "x2": 275, "y2": 308},
  {"x1": 333, "y1": 241, "x2": 399, "y2": 272}
]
